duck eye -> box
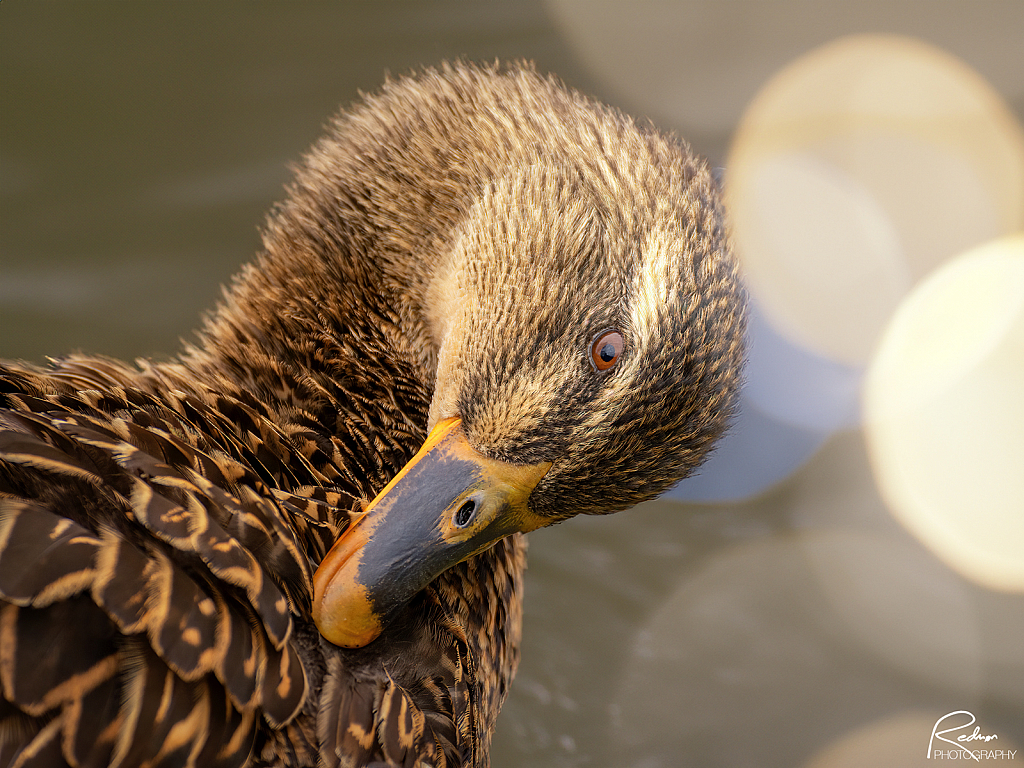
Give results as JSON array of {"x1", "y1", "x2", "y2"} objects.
[{"x1": 590, "y1": 330, "x2": 624, "y2": 371}]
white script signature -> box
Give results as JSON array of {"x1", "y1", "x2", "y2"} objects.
[{"x1": 928, "y1": 711, "x2": 1000, "y2": 761}]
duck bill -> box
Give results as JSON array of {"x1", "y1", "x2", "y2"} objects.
[{"x1": 312, "y1": 417, "x2": 551, "y2": 648}]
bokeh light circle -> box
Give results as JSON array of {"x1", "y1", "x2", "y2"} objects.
[
  {"x1": 798, "y1": 529, "x2": 981, "y2": 694},
  {"x1": 726, "y1": 35, "x2": 1024, "y2": 366},
  {"x1": 865, "y1": 235, "x2": 1024, "y2": 592},
  {"x1": 611, "y1": 531, "x2": 983, "y2": 766}
]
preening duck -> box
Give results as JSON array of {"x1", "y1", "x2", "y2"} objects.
[{"x1": 0, "y1": 62, "x2": 745, "y2": 767}]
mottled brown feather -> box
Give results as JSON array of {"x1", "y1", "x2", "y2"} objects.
[{"x1": 1, "y1": 61, "x2": 745, "y2": 766}]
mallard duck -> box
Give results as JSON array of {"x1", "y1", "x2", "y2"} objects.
[{"x1": 0, "y1": 62, "x2": 745, "y2": 767}]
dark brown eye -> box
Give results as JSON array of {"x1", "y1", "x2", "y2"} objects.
[{"x1": 590, "y1": 330, "x2": 624, "y2": 371}]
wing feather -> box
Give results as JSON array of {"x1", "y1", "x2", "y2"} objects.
[{"x1": 2, "y1": 349, "x2": 485, "y2": 767}]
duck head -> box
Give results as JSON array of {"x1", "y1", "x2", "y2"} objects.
[{"x1": 311, "y1": 66, "x2": 746, "y2": 648}]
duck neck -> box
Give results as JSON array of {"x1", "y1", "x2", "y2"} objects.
[
  {"x1": 171, "y1": 100, "x2": 529, "y2": 727},
  {"x1": 189, "y1": 119, "x2": 491, "y2": 412}
]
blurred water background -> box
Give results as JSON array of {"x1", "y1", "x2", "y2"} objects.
[{"x1": 2, "y1": 2, "x2": 1023, "y2": 766}]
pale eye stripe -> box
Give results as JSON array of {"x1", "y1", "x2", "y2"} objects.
[{"x1": 628, "y1": 235, "x2": 677, "y2": 347}]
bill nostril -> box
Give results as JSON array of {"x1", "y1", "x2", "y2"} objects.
[{"x1": 454, "y1": 499, "x2": 477, "y2": 528}]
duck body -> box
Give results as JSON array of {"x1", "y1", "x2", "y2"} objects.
[{"x1": 0, "y1": 62, "x2": 745, "y2": 767}]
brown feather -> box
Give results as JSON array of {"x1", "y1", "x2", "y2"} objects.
[{"x1": 1, "y1": 61, "x2": 745, "y2": 766}]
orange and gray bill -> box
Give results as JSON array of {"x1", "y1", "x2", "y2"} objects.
[{"x1": 312, "y1": 417, "x2": 551, "y2": 648}]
